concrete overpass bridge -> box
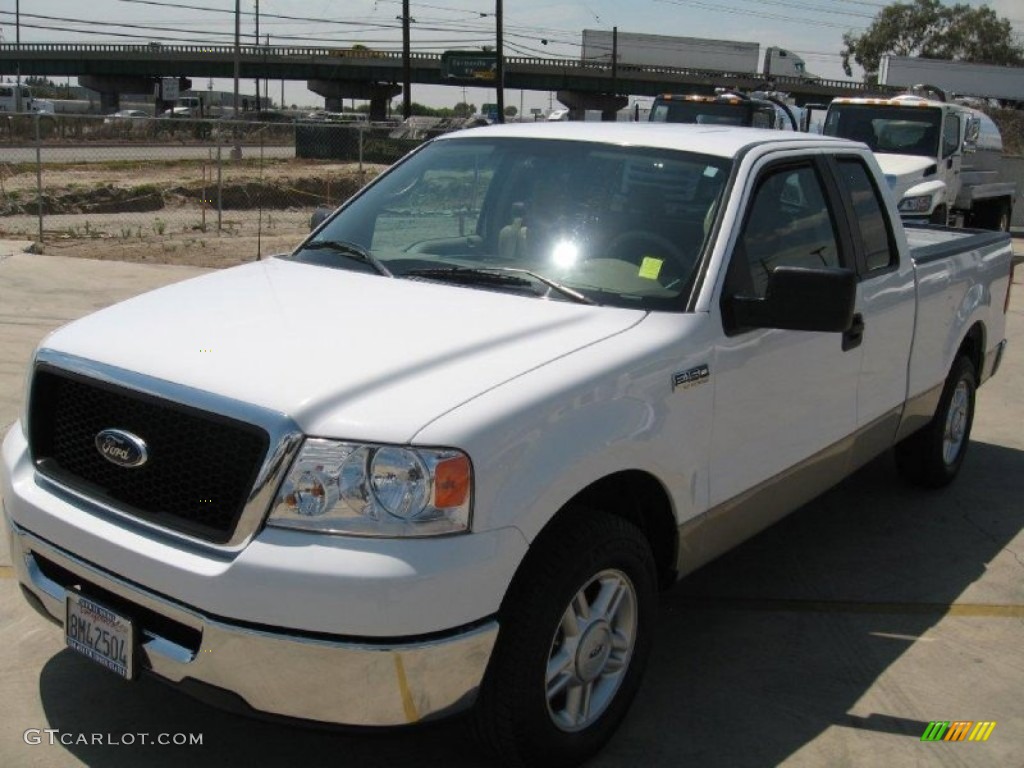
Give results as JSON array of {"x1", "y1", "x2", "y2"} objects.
[{"x1": 0, "y1": 42, "x2": 897, "y2": 119}]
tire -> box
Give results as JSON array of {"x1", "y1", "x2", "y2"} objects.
[
  {"x1": 475, "y1": 509, "x2": 657, "y2": 767},
  {"x1": 928, "y1": 204, "x2": 948, "y2": 226},
  {"x1": 971, "y1": 200, "x2": 1011, "y2": 232},
  {"x1": 994, "y1": 200, "x2": 1011, "y2": 233},
  {"x1": 895, "y1": 355, "x2": 977, "y2": 488}
]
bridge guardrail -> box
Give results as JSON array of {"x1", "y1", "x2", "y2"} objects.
[{"x1": 0, "y1": 43, "x2": 898, "y2": 98}]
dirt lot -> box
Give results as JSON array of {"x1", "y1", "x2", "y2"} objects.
[{"x1": 0, "y1": 158, "x2": 387, "y2": 267}]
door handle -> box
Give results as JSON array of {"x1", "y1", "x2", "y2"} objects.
[{"x1": 843, "y1": 313, "x2": 865, "y2": 351}]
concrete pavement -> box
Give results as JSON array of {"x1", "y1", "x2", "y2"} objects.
[
  {"x1": 0, "y1": 250, "x2": 209, "y2": 435},
  {"x1": 0, "y1": 241, "x2": 35, "y2": 260},
  {"x1": 0, "y1": 248, "x2": 1022, "y2": 767}
]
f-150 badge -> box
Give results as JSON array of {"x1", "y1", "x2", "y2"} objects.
[{"x1": 673, "y1": 365, "x2": 710, "y2": 391}]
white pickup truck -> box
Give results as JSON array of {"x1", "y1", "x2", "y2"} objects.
[{"x1": 2, "y1": 124, "x2": 1014, "y2": 766}]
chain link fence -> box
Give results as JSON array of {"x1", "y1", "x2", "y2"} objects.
[{"x1": 0, "y1": 113, "x2": 430, "y2": 267}]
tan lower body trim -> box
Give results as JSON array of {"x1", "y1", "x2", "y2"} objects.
[
  {"x1": 677, "y1": 408, "x2": 900, "y2": 578},
  {"x1": 894, "y1": 383, "x2": 943, "y2": 443}
]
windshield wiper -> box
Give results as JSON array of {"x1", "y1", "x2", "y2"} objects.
[
  {"x1": 301, "y1": 239, "x2": 392, "y2": 277},
  {"x1": 491, "y1": 267, "x2": 595, "y2": 305},
  {"x1": 404, "y1": 266, "x2": 594, "y2": 305}
]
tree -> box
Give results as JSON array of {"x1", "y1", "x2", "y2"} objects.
[
  {"x1": 504, "y1": 106, "x2": 518, "y2": 118},
  {"x1": 24, "y1": 76, "x2": 66, "y2": 98},
  {"x1": 452, "y1": 101, "x2": 476, "y2": 117},
  {"x1": 841, "y1": 0, "x2": 1024, "y2": 82}
]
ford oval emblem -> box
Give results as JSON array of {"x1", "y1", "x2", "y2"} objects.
[{"x1": 94, "y1": 429, "x2": 149, "y2": 468}]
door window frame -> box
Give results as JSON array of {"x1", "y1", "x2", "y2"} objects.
[{"x1": 719, "y1": 155, "x2": 855, "y2": 335}]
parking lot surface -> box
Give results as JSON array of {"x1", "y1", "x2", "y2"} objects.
[{"x1": 0, "y1": 248, "x2": 1021, "y2": 767}]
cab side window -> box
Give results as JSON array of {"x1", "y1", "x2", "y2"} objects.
[
  {"x1": 733, "y1": 164, "x2": 841, "y2": 298},
  {"x1": 835, "y1": 158, "x2": 895, "y2": 272}
]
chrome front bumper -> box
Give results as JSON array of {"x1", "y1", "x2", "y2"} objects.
[{"x1": 8, "y1": 518, "x2": 498, "y2": 727}]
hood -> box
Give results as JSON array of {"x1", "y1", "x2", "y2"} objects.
[
  {"x1": 42, "y1": 259, "x2": 645, "y2": 443},
  {"x1": 874, "y1": 154, "x2": 940, "y2": 203}
]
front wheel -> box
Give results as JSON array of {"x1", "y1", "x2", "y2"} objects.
[
  {"x1": 993, "y1": 200, "x2": 1011, "y2": 233},
  {"x1": 475, "y1": 509, "x2": 656, "y2": 767},
  {"x1": 895, "y1": 355, "x2": 977, "y2": 488}
]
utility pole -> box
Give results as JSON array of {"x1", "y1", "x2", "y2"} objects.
[
  {"x1": 254, "y1": 0, "x2": 260, "y2": 111},
  {"x1": 233, "y1": 0, "x2": 241, "y2": 116},
  {"x1": 15, "y1": 0, "x2": 21, "y2": 113},
  {"x1": 401, "y1": 0, "x2": 411, "y2": 119},
  {"x1": 495, "y1": 0, "x2": 504, "y2": 123},
  {"x1": 612, "y1": 26, "x2": 618, "y2": 95}
]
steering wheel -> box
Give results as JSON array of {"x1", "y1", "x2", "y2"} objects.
[{"x1": 602, "y1": 230, "x2": 693, "y2": 287}]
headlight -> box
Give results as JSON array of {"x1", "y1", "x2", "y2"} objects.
[
  {"x1": 898, "y1": 194, "x2": 933, "y2": 214},
  {"x1": 268, "y1": 439, "x2": 472, "y2": 537}
]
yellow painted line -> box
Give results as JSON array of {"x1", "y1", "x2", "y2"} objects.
[
  {"x1": 680, "y1": 596, "x2": 1024, "y2": 618},
  {"x1": 0, "y1": 565, "x2": 15, "y2": 579},
  {"x1": 393, "y1": 653, "x2": 420, "y2": 724},
  {"x1": 942, "y1": 603, "x2": 1024, "y2": 618}
]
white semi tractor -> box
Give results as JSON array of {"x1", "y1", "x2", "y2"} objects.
[
  {"x1": 0, "y1": 83, "x2": 55, "y2": 114},
  {"x1": 581, "y1": 30, "x2": 815, "y2": 79}
]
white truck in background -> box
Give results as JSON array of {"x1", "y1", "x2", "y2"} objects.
[
  {"x1": 581, "y1": 29, "x2": 816, "y2": 79},
  {"x1": 879, "y1": 55, "x2": 1024, "y2": 105},
  {"x1": 823, "y1": 94, "x2": 1016, "y2": 230},
  {"x1": 161, "y1": 94, "x2": 228, "y2": 118},
  {"x1": 0, "y1": 83, "x2": 56, "y2": 114},
  {"x1": 649, "y1": 91, "x2": 800, "y2": 129}
]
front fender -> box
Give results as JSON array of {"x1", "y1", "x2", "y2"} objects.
[{"x1": 412, "y1": 315, "x2": 716, "y2": 544}]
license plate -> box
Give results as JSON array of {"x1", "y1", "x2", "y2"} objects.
[{"x1": 65, "y1": 592, "x2": 136, "y2": 680}]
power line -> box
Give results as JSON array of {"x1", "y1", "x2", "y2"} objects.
[
  {"x1": 0, "y1": 10, "x2": 397, "y2": 37},
  {"x1": 112, "y1": 0, "x2": 592, "y2": 43},
  {"x1": 652, "y1": 0, "x2": 868, "y2": 31},
  {"x1": 0, "y1": 9, "x2": 526, "y2": 45},
  {"x1": 0, "y1": 6, "x2": 590, "y2": 52},
  {"x1": 0, "y1": 18, "x2": 238, "y2": 45}
]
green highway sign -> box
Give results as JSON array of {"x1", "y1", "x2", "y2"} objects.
[{"x1": 441, "y1": 51, "x2": 498, "y2": 82}]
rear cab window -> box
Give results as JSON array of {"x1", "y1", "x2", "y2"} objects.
[{"x1": 832, "y1": 157, "x2": 897, "y2": 274}]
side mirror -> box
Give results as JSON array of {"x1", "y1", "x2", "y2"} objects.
[
  {"x1": 963, "y1": 117, "x2": 980, "y2": 154},
  {"x1": 728, "y1": 266, "x2": 856, "y2": 333},
  {"x1": 310, "y1": 206, "x2": 333, "y2": 231}
]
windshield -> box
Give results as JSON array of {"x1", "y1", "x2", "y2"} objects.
[
  {"x1": 650, "y1": 100, "x2": 770, "y2": 127},
  {"x1": 291, "y1": 137, "x2": 731, "y2": 311},
  {"x1": 824, "y1": 104, "x2": 943, "y2": 157}
]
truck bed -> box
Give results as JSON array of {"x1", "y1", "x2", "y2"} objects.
[
  {"x1": 904, "y1": 223, "x2": 1010, "y2": 264},
  {"x1": 903, "y1": 223, "x2": 1013, "y2": 404}
]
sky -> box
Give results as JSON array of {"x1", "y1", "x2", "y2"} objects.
[{"x1": 1, "y1": 0, "x2": 1022, "y2": 114}]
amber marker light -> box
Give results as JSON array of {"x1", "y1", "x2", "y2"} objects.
[{"x1": 434, "y1": 454, "x2": 471, "y2": 508}]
